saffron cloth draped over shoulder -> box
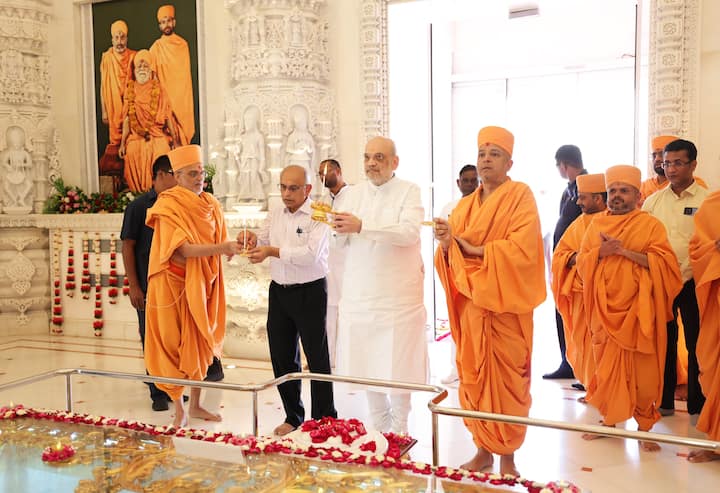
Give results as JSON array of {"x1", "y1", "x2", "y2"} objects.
[
  {"x1": 434, "y1": 179, "x2": 545, "y2": 455},
  {"x1": 577, "y1": 209, "x2": 682, "y2": 429},
  {"x1": 143, "y1": 186, "x2": 227, "y2": 401},
  {"x1": 689, "y1": 190, "x2": 720, "y2": 442}
]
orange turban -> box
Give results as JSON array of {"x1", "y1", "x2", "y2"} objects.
[
  {"x1": 477, "y1": 126, "x2": 514, "y2": 157},
  {"x1": 168, "y1": 145, "x2": 203, "y2": 172},
  {"x1": 157, "y1": 5, "x2": 175, "y2": 21},
  {"x1": 110, "y1": 20, "x2": 128, "y2": 35},
  {"x1": 604, "y1": 165, "x2": 641, "y2": 191},
  {"x1": 576, "y1": 173, "x2": 606, "y2": 194},
  {"x1": 134, "y1": 49, "x2": 155, "y2": 71},
  {"x1": 651, "y1": 135, "x2": 679, "y2": 151}
]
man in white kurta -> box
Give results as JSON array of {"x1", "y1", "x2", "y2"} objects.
[{"x1": 333, "y1": 137, "x2": 428, "y2": 434}]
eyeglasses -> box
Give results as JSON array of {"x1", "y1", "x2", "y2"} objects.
[
  {"x1": 278, "y1": 184, "x2": 303, "y2": 192},
  {"x1": 176, "y1": 169, "x2": 206, "y2": 178},
  {"x1": 661, "y1": 160, "x2": 691, "y2": 169}
]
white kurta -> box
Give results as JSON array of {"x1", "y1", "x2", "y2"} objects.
[{"x1": 336, "y1": 176, "x2": 428, "y2": 388}]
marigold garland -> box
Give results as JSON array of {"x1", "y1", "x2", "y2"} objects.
[
  {"x1": 51, "y1": 230, "x2": 63, "y2": 334},
  {"x1": 80, "y1": 233, "x2": 91, "y2": 299},
  {"x1": 65, "y1": 230, "x2": 75, "y2": 297},
  {"x1": 93, "y1": 233, "x2": 103, "y2": 336},
  {"x1": 127, "y1": 78, "x2": 160, "y2": 141},
  {"x1": 108, "y1": 234, "x2": 119, "y2": 304}
]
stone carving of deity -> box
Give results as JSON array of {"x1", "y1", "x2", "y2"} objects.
[
  {"x1": 237, "y1": 106, "x2": 268, "y2": 201},
  {"x1": 0, "y1": 126, "x2": 34, "y2": 213},
  {"x1": 284, "y1": 105, "x2": 316, "y2": 176}
]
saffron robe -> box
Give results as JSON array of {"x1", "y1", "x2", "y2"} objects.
[
  {"x1": 434, "y1": 180, "x2": 545, "y2": 455},
  {"x1": 150, "y1": 33, "x2": 194, "y2": 144},
  {"x1": 689, "y1": 190, "x2": 720, "y2": 441},
  {"x1": 551, "y1": 213, "x2": 597, "y2": 393},
  {"x1": 100, "y1": 47, "x2": 136, "y2": 144},
  {"x1": 144, "y1": 187, "x2": 227, "y2": 401},
  {"x1": 121, "y1": 79, "x2": 173, "y2": 192},
  {"x1": 577, "y1": 209, "x2": 682, "y2": 430}
]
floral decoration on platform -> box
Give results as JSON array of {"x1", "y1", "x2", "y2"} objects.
[
  {"x1": 0, "y1": 406, "x2": 580, "y2": 493},
  {"x1": 44, "y1": 178, "x2": 135, "y2": 214},
  {"x1": 50, "y1": 230, "x2": 63, "y2": 334},
  {"x1": 42, "y1": 442, "x2": 76, "y2": 463}
]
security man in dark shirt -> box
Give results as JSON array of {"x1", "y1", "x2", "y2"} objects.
[
  {"x1": 544, "y1": 145, "x2": 587, "y2": 382},
  {"x1": 121, "y1": 155, "x2": 177, "y2": 410}
]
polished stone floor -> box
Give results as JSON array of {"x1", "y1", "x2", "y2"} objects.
[{"x1": 0, "y1": 300, "x2": 717, "y2": 492}]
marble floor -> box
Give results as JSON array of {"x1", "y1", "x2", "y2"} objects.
[{"x1": 0, "y1": 300, "x2": 718, "y2": 492}]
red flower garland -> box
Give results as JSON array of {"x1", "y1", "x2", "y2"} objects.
[
  {"x1": 122, "y1": 276, "x2": 130, "y2": 296},
  {"x1": 51, "y1": 230, "x2": 64, "y2": 334},
  {"x1": 0, "y1": 408, "x2": 580, "y2": 493},
  {"x1": 80, "y1": 233, "x2": 91, "y2": 299},
  {"x1": 65, "y1": 230, "x2": 75, "y2": 297},
  {"x1": 108, "y1": 234, "x2": 119, "y2": 304},
  {"x1": 93, "y1": 233, "x2": 103, "y2": 336}
]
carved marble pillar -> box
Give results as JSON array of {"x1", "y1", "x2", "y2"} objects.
[
  {"x1": 223, "y1": 0, "x2": 338, "y2": 209},
  {"x1": 0, "y1": 1, "x2": 56, "y2": 215},
  {"x1": 648, "y1": 0, "x2": 700, "y2": 141},
  {"x1": 360, "y1": 0, "x2": 389, "y2": 142}
]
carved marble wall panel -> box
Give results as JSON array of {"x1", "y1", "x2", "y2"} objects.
[
  {"x1": 0, "y1": 222, "x2": 49, "y2": 331},
  {"x1": 2, "y1": 214, "x2": 272, "y2": 360},
  {"x1": 0, "y1": 1, "x2": 56, "y2": 215},
  {"x1": 648, "y1": 0, "x2": 700, "y2": 141},
  {"x1": 219, "y1": 0, "x2": 337, "y2": 210}
]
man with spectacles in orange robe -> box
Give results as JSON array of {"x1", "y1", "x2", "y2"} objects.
[{"x1": 144, "y1": 145, "x2": 243, "y2": 428}]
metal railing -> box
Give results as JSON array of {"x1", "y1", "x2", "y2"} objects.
[{"x1": 0, "y1": 368, "x2": 717, "y2": 467}]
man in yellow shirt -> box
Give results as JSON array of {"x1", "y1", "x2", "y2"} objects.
[{"x1": 642, "y1": 139, "x2": 709, "y2": 418}]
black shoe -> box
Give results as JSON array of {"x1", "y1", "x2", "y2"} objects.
[
  {"x1": 151, "y1": 399, "x2": 169, "y2": 412},
  {"x1": 543, "y1": 363, "x2": 575, "y2": 379},
  {"x1": 571, "y1": 382, "x2": 585, "y2": 391}
]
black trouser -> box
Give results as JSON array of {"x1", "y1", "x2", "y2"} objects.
[
  {"x1": 661, "y1": 279, "x2": 706, "y2": 414},
  {"x1": 556, "y1": 309, "x2": 569, "y2": 365},
  {"x1": 267, "y1": 278, "x2": 337, "y2": 428},
  {"x1": 138, "y1": 308, "x2": 171, "y2": 403}
]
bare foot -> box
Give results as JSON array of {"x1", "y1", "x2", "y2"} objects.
[
  {"x1": 172, "y1": 399, "x2": 187, "y2": 428},
  {"x1": 189, "y1": 405, "x2": 222, "y2": 422},
  {"x1": 639, "y1": 440, "x2": 661, "y2": 452},
  {"x1": 274, "y1": 422, "x2": 296, "y2": 436},
  {"x1": 460, "y1": 448, "x2": 493, "y2": 472},
  {"x1": 688, "y1": 450, "x2": 720, "y2": 463},
  {"x1": 582, "y1": 422, "x2": 615, "y2": 441},
  {"x1": 577, "y1": 395, "x2": 587, "y2": 404},
  {"x1": 500, "y1": 454, "x2": 519, "y2": 476},
  {"x1": 675, "y1": 384, "x2": 688, "y2": 402}
]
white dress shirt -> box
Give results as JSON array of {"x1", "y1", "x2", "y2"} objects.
[{"x1": 256, "y1": 198, "x2": 329, "y2": 285}]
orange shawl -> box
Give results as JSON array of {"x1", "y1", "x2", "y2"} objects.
[
  {"x1": 689, "y1": 190, "x2": 720, "y2": 440},
  {"x1": 551, "y1": 213, "x2": 597, "y2": 392},
  {"x1": 577, "y1": 209, "x2": 682, "y2": 429},
  {"x1": 144, "y1": 187, "x2": 227, "y2": 400},
  {"x1": 434, "y1": 180, "x2": 545, "y2": 454}
]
